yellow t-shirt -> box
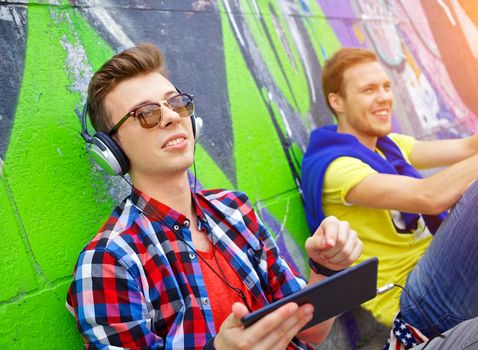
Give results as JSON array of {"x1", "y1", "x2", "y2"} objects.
[{"x1": 322, "y1": 133, "x2": 432, "y2": 326}]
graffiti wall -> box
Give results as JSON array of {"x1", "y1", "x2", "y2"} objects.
[{"x1": 0, "y1": 0, "x2": 476, "y2": 348}]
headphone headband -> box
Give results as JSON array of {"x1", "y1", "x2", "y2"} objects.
[{"x1": 80, "y1": 101, "x2": 93, "y2": 143}]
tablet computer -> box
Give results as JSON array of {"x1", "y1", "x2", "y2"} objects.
[{"x1": 241, "y1": 257, "x2": 378, "y2": 331}]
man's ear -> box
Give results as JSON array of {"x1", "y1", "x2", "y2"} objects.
[{"x1": 328, "y1": 92, "x2": 343, "y2": 115}]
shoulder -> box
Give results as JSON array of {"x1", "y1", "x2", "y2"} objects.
[
  {"x1": 81, "y1": 197, "x2": 144, "y2": 261},
  {"x1": 323, "y1": 157, "x2": 376, "y2": 200},
  {"x1": 388, "y1": 133, "x2": 415, "y2": 155},
  {"x1": 199, "y1": 189, "x2": 262, "y2": 237},
  {"x1": 200, "y1": 189, "x2": 254, "y2": 212},
  {"x1": 387, "y1": 133, "x2": 416, "y2": 160},
  {"x1": 325, "y1": 156, "x2": 376, "y2": 181}
]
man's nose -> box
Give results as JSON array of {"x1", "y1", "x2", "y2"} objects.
[
  {"x1": 377, "y1": 87, "x2": 393, "y2": 102},
  {"x1": 160, "y1": 102, "x2": 181, "y2": 128}
]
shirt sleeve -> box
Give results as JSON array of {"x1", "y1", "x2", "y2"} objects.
[
  {"x1": 66, "y1": 248, "x2": 164, "y2": 350},
  {"x1": 323, "y1": 156, "x2": 377, "y2": 205}
]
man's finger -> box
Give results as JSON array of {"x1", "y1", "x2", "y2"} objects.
[
  {"x1": 348, "y1": 237, "x2": 363, "y2": 264},
  {"x1": 320, "y1": 216, "x2": 341, "y2": 247},
  {"x1": 325, "y1": 232, "x2": 363, "y2": 270},
  {"x1": 321, "y1": 220, "x2": 351, "y2": 257},
  {"x1": 254, "y1": 304, "x2": 313, "y2": 350},
  {"x1": 244, "y1": 302, "x2": 303, "y2": 344},
  {"x1": 221, "y1": 302, "x2": 249, "y2": 330},
  {"x1": 322, "y1": 226, "x2": 356, "y2": 263},
  {"x1": 308, "y1": 218, "x2": 339, "y2": 252}
]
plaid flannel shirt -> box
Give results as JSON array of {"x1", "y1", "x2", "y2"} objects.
[{"x1": 66, "y1": 188, "x2": 309, "y2": 349}]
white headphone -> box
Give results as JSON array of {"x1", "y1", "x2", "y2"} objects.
[{"x1": 80, "y1": 91, "x2": 203, "y2": 176}]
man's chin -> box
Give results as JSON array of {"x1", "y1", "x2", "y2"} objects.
[{"x1": 374, "y1": 126, "x2": 392, "y2": 138}]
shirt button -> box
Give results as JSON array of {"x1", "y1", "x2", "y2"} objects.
[
  {"x1": 189, "y1": 252, "x2": 196, "y2": 259},
  {"x1": 184, "y1": 220, "x2": 190, "y2": 228},
  {"x1": 173, "y1": 224, "x2": 180, "y2": 231},
  {"x1": 201, "y1": 297, "x2": 209, "y2": 305}
]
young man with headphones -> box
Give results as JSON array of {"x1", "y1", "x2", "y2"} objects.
[{"x1": 66, "y1": 43, "x2": 363, "y2": 350}]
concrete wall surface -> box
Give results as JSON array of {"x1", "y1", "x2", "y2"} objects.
[{"x1": 0, "y1": 0, "x2": 477, "y2": 349}]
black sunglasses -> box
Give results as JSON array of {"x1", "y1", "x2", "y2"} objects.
[{"x1": 109, "y1": 93, "x2": 195, "y2": 136}]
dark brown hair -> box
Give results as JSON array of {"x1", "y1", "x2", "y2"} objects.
[
  {"x1": 322, "y1": 47, "x2": 377, "y2": 115},
  {"x1": 87, "y1": 43, "x2": 167, "y2": 132}
]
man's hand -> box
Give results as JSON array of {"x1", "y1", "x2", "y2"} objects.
[
  {"x1": 214, "y1": 302, "x2": 313, "y2": 350},
  {"x1": 305, "y1": 216, "x2": 362, "y2": 272}
]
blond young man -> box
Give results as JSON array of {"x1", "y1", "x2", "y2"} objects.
[{"x1": 302, "y1": 47, "x2": 478, "y2": 348}]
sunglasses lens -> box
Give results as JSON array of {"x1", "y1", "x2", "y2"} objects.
[
  {"x1": 135, "y1": 104, "x2": 161, "y2": 128},
  {"x1": 169, "y1": 94, "x2": 194, "y2": 118}
]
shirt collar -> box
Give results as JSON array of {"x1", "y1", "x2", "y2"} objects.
[{"x1": 130, "y1": 187, "x2": 207, "y2": 228}]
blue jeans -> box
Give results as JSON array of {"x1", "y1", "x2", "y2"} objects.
[{"x1": 400, "y1": 180, "x2": 478, "y2": 338}]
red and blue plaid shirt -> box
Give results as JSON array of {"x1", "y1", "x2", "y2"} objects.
[{"x1": 66, "y1": 188, "x2": 309, "y2": 349}]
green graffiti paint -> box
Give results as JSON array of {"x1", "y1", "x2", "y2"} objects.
[
  {"x1": 194, "y1": 144, "x2": 234, "y2": 190},
  {"x1": 220, "y1": 7, "x2": 295, "y2": 199},
  {"x1": 300, "y1": 1, "x2": 341, "y2": 65},
  {"x1": 0, "y1": 4, "x2": 114, "y2": 348},
  {"x1": 67, "y1": 8, "x2": 114, "y2": 70},
  {"x1": 239, "y1": 0, "x2": 310, "y2": 116},
  {"x1": 3, "y1": 4, "x2": 114, "y2": 282},
  {"x1": 258, "y1": 191, "x2": 309, "y2": 259},
  {"x1": 218, "y1": 3, "x2": 309, "y2": 251},
  {"x1": 0, "y1": 174, "x2": 38, "y2": 301},
  {"x1": 0, "y1": 281, "x2": 83, "y2": 348}
]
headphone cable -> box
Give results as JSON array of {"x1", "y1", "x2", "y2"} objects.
[
  {"x1": 193, "y1": 157, "x2": 197, "y2": 194},
  {"x1": 121, "y1": 175, "x2": 251, "y2": 311}
]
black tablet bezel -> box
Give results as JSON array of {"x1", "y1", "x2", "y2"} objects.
[{"x1": 241, "y1": 257, "x2": 378, "y2": 331}]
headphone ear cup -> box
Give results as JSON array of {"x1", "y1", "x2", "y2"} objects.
[
  {"x1": 88, "y1": 132, "x2": 130, "y2": 175},
  {"x1": 191, "y1": 113, "x2": 203, "y2": 140}
]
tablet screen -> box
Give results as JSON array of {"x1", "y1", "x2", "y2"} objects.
[{"x1": 241, "y1": 257, "x2": 378, "y2": 331}]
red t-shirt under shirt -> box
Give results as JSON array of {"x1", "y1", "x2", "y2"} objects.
[
  {"x1": 198, "y1": 243, "x2": 302, "y2": 350},
  {"x1": 197, "y1": 242, "x2": 262, "y2": 331}
]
